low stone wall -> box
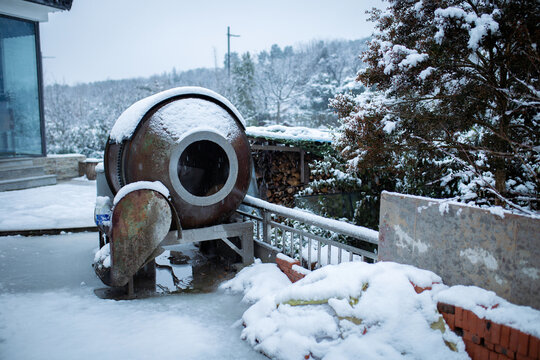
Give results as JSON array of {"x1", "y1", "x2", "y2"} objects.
[
  {"x1": 34, "y1": 154, "x2": 86, "y2": 180},
  {"x1": 378, "y1": 191, "x2": 540, "y2": 310}
]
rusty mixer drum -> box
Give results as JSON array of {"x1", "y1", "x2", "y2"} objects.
[{"x1": 104, "y1": 87, "x2": 251, "y2": 229}]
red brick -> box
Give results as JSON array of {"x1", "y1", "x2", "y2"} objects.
[
  {"x1": 467, "y1": 343, "x2": 478, "y2": 359},
  {"x1": 488, "y1": 322, "x2": 502, "y2": 345},
  {"x1": 517, "y1": 331, "x2": 530, "y2": 356},
  {"x1": 443, "y1": 313, "x2": 455, "y2": 330},
  {"x1": 500, "y1": 325, "x2": 511, "y2": 348},
  {"x1": 488, "y1": 351, "x2": 499, "y2": 360},
  {"x1": 516, "y1": 354, "x2": 532, "y2": 360},
  {"x1": 476, "y1": 316, "x2": 487, "y2": 338},
  {"x1": 528, "y1": 335, "x2": 539, "y2": 358},
  {"x1": 456, "y1": 307, "x2": 465, "y2": 328},
  {"x1": 478, "y1": 346, "x2": 490, "y2": 360},
  {"x1": 411, "y1": 283, "x2": 432, "y2": 294},
  {"x1": 276, "y1": 258, "x2": 291, "y2": 273},
  {"x1": 438, "y1": 302, "x2": 456, "y2": 314},
  {"x1": 495, "y1": 344, "x2": 516, "y2": 359},
  {"x1": 464, "y1": 340, "x2": 475, "y2": 359},
  {"x1": 471, "y1": 311, "x2": 481, "y2": 335},
  {"x1": 461, "y1": 309, "x2": 469, "y2": 329},
  {"x1": 485, "y1": 340, "x2": 495, "y2": 351},
  {"x1": 467, "y1": 311, "x2": 479, "y2": 333},
  {"x1": 461, "y1": 310, "x2": 472, "y2": 331},
  {"x1": 510, "y1": 328, "x2": 520, "y2": 352},
  {"x1": 471, "y1": 343, "x2": 488, "y2": 360},
  {"x1": 464, "y1": 330, "x2": 474, "y2": 341},
  {"x1": 472, "y1": 334, "x2": 482, "y2": 345}
]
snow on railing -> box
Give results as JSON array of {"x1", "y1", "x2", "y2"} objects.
[{"x1": 238, "y1": 195, "x2": 379, "y2": 269}]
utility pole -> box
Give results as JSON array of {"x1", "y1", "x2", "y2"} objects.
[{"x1": 227, "y1": 26, "x2": 240, "y2": 79}]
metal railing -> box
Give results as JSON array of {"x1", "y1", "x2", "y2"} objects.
[{"x1": 238, "y1": 195, "x2": 379, "y2": 270}]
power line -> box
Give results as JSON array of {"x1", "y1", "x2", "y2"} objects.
[{"x1": 227, "y1": 26, "x2": 240, "y2": 78}]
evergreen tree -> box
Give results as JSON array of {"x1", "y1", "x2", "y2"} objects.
[{"x1": 332, "y1": 0, "x2": 539, "y2": 213}]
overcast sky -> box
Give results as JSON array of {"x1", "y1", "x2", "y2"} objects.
[{"x1": 40, "y1": 0, "x2": 385, "y2": 85}]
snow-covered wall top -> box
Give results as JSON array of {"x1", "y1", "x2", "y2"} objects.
[
  {"x1": 379, "y1": 191, "x2": 540, "y2": 310},
  {"x1": 109, "y1": 87, "x2": 246, "y2": 143},
  {"x1": 246, "y1": 125, "x2": 334, "y2": 143}
]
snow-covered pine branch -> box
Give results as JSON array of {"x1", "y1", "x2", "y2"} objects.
[{"x1": 331, "y1": 0, "x2": 539, "y2": 213}]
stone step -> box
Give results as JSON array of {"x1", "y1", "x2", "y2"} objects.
[
  {"x1": 0, "y1": 174, "x2": 57, "y2": 192},
  {"x1": 0, "y1": 157, "x2": 34, "y2": 170},
  {"x1": 0, "y1": 165, "x2": 45, "y2": 181}
]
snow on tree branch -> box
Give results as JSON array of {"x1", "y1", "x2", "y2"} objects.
[{"x1": 331, "y1": 0, "x2": 539, "y2": 214}]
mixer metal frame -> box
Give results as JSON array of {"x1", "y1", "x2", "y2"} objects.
[{"x1": 160, "y1": 221, "x2": 254, "y2": 265}]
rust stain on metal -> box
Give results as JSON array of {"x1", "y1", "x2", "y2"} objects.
[
  {"x1": 108, "y1": 189, "x2": 171, "y2": 287},
  {"x1": 104, "y1": 93, "x2": 251, "y2": 229}
]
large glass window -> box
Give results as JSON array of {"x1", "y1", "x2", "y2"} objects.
[{"x1": 0, "y1": 15, "x2": 43, "y2": 157}]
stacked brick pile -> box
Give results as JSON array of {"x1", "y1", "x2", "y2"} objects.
[
  {"x1": 275, "y1": 259, "x2": 540, "y2": 360},
  {"x1": 437, "y1": 302, "x2": 539, "y2": 360},
  {"x1": 409, "y1": 281, "x2": 539, "y2": 360},
  {"x1": 276, "y1": 254, "x2": 540, "y2": 360},
  {"x1": 275, "y1": 253, "x2": 309, "y2": 283}
]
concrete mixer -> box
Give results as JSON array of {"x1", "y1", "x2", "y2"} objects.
[{"x1": 93, "y1": 87, "x2": 254, "y2": 293}]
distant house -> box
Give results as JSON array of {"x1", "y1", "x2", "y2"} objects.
[{"x1": 0, "y1": 0, "x2": 72, "y2": 158}]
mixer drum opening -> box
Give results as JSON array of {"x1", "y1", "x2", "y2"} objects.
[
  {"x1": 169, "y1": 129, "x2": 239, "y2": 207},
  {"x1": 178, "y1": 140, "x2": 230, "y2": 197}
]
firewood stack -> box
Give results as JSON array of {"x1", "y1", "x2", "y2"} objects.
[{"x1": 252, "y1": 149, "x2": 319, "y2": 207}]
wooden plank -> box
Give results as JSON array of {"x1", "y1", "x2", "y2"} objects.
[{"x1": 250, "y1": 144, "x2": 303, "y2": 153}]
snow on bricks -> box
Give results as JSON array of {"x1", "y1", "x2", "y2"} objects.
[
  {"x1": 223, "y1": 260, "x2": 468, "y2": 360},
  {"x1": 276, "y1": 253, "x2": 309, "y2": 283},
  {"x1": 223, "y1": 259, "x2": 540, "y2": 360},
  {"x1": 436, "y1": 286, "x2": 540, "y2": 360}
]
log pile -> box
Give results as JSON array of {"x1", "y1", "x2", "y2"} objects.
[{"x1": 252, "y1": 149, "x2": 320, "y2": 207}]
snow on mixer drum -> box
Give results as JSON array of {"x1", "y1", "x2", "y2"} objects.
[
  {"x1": 94, "y1": 87, "x2": 252, "y2": 288},
  {"x1": 105, "y1": 87, "x2": 251, "y2": 229}
]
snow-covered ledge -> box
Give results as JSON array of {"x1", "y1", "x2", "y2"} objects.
[
  {"x1": 378, "y1": 191, "x2": 540, "y2": 310},
  {"x1": 32, "y1": 154, "x2": 86, "y2": 180}
]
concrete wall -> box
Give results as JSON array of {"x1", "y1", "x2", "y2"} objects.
[
  {"x1": 33, "y1": 154, "x2": 86, "y2": 180},
  {"x1": 378, "y1": 191, "x2": 540, "y2": 309}
]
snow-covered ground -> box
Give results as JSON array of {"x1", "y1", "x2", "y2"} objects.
[
  {"x1": 0, "y1": 232, "x2": 266, "y2": 360},
  {"x1": 0, "y1": 177, "x2": 96, "y2": 231}
]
